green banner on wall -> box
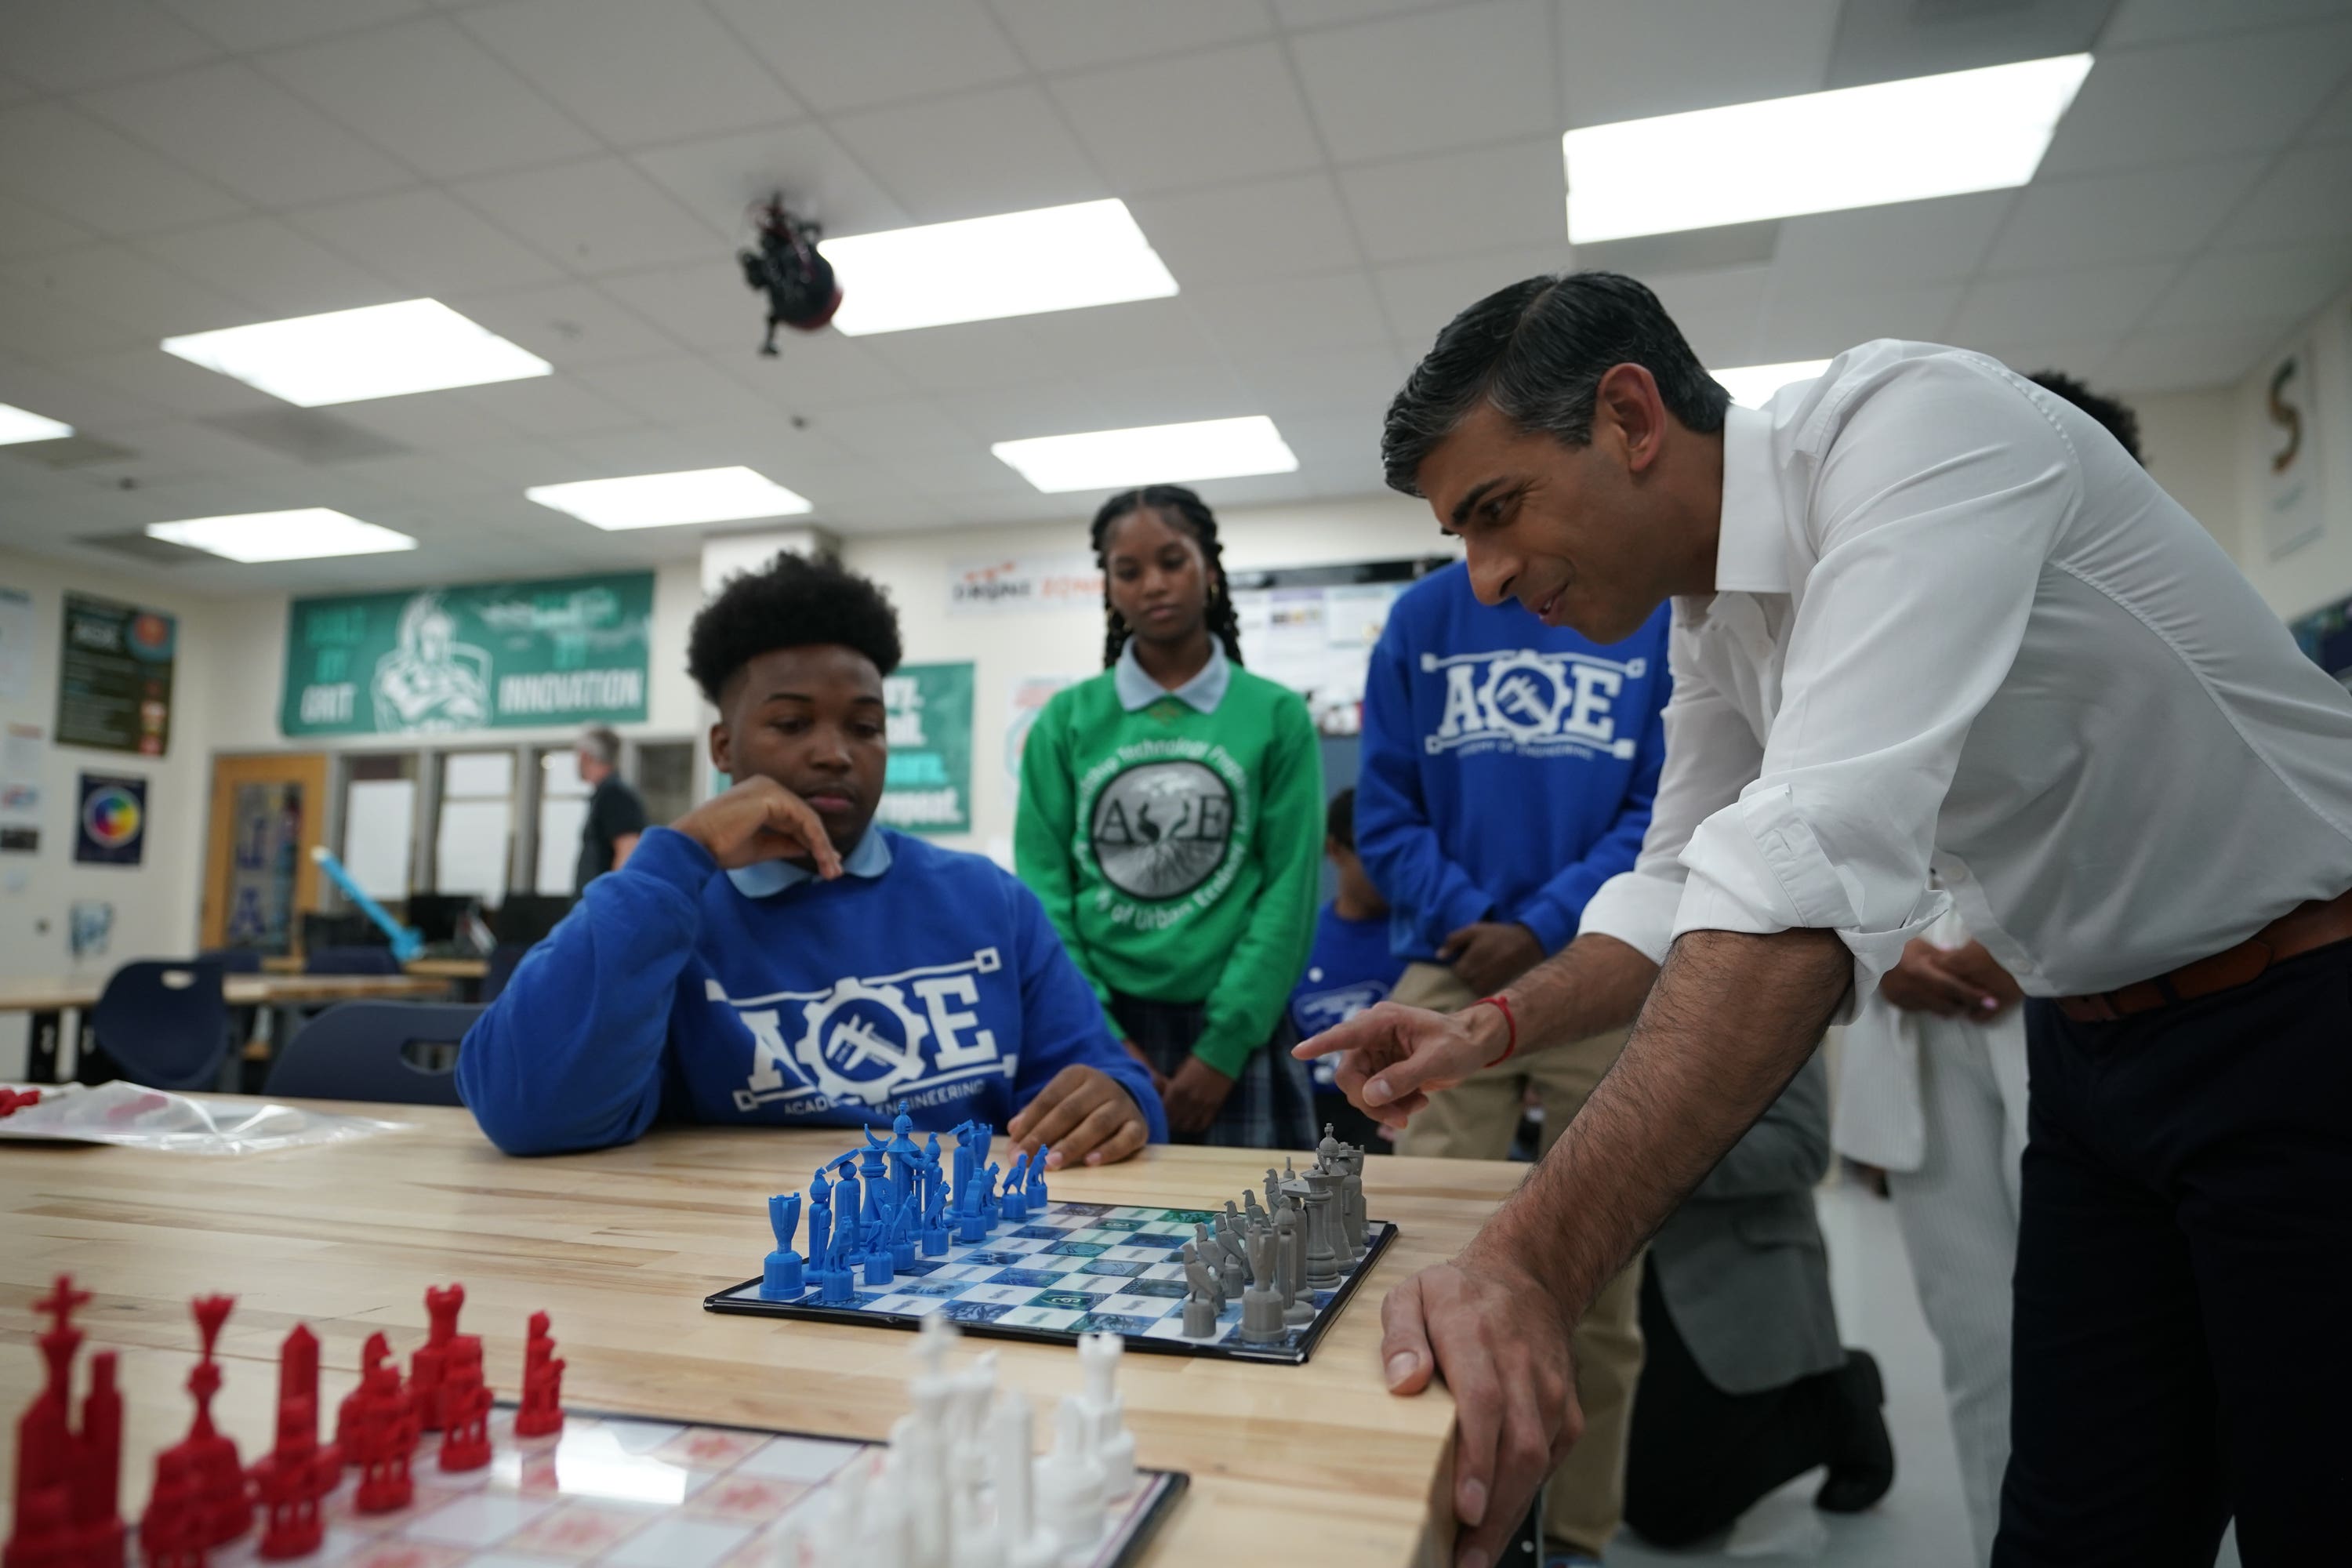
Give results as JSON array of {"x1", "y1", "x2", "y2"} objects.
[
  {"x1": 281, "y1": 572, "x2": 653, "y2": 737},
  {"x1": 876, "y1": 662, "x2": 973, "y2": 836}
]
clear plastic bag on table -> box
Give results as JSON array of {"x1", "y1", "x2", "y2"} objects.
[{"x1": 0, "y1": 1080, "x2": 408, "y2": 1155}]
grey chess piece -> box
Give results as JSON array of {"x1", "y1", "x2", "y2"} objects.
[
  {"x1": 1181, "y1": 1240, "x2": 1224, "y2": 1311},
  {"x1": 1264, "y1": 1167, "x2": 1283, "y2": 1216},
  {"x1": 1242, "y1": 1189, "x2": 1265, "y2": 1223},
  {"x1": 1302, "y1": 1163, "x2": 1341, "y2": 1287},
  {"x1": 1238, "y1": 1228, "x2": 1287, "y2": 1345},
  {"x1": 1197, "y1": 1222, "x2": 1244, "y2": 1299},
  {"x1": 1276, "y1": 1195, "x2": 1312, "y2": 1325},
  {"x1": 1317, "y1": 1122, "x2": 1343, "y2": 1172},
  {"x1": 1338, "y1": 1152, "x2": 1365, "y2": 1262}
]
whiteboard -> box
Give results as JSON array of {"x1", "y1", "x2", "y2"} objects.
[
  {"x1": 436, "y1": 799, "x2": 511, "y2": 904},
  {"x1": 536, "y1": 796, "x2": 590, "y2": 895},
  {"x1": 444, "y1": 751, "x2": 514, "y2": 798},
  {"x1": 343, "y1": 779, "x2": 416, "y2": 900}
]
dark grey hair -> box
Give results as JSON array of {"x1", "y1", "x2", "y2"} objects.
[
  {"x1": 577, "y1": 724, "x2": 621, "y2": 766},
  {"x1": 1381, "y1": 270, "x2": 1731, "y2": 495}
]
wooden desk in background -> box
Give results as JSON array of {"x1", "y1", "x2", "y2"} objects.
[
  {"x1": 0, "y1": 973, "x2": 454, "y2": 1083},
  {"x1": 0, "y1": 1109, "x2": 1520, "y2": 1566}
]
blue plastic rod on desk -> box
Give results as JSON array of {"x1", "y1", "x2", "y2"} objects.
[{"x1": 307, "y1": 845, "x2": 424, "y2": 962}]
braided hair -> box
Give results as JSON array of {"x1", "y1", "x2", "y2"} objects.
[{"x1": 1089, "y1": 484, "x2": 1247, "y2": 670}]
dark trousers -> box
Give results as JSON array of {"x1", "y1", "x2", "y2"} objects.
[
  {"x1": 1624, "y1": 1266, "x2": 1849, "y2": 1547},
  {"x1": 1996, "y1": 941, "x2": 2352, "y2": 1566}
]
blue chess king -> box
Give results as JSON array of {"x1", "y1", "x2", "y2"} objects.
[{"x1": 760, "y1": 1192, "x2": 805, "y2": 1301}]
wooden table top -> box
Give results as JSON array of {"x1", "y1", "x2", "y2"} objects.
[
  {"x1": 0, "y1": 973, "x2": 451, "y2": 1012},
  {"x1": 401, "y1": 956, "x2": 490, "y2": 980},
  {"x1": 0, "y1": 1105, "x2": 1522, "y2": 1565}
]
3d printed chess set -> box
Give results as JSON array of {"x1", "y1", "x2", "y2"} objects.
[
  {"x1": 706, "y1": 1119, "x2": 1392, "y2": 1365},
  {"x1": 5, "y1": 1276, "x2": 1183, "y2": 1567}
]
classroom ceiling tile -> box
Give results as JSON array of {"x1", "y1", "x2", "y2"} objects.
[
  {"x1": 445, "y1": 279, "x2": 677, "y2": 367},
  {"x1": 0, "y1": 357, "x2": 172, "y2": 433},
  {"x1": 596, "y1": 260, "x2": 772, "y2": 358},
  {"x1": 1372, "y1": 246, "x2": 1563, "y2": 352},
  {"x1": 1021, "y1": 296, "x2": 1228, "y2": 375},
  {"x1": 1200, "y1": 269, "x2": 1395, "y2": 360},
  {"x1": 56, "y1": 345, "x2": 284, "y2": 417},
  {"x1": 2099, "y1": 321, "x2": 2291, "y2": 390},
  {"x1": 2037, "y1": 22, "x2": 2352, "y2": 176},
  {"x1": 445, "y1": 376, "x2": 639, "y2": 439},
  {"x1": 631, "y1": 123, "x2": 911, "y2": 243},
  {"x1": 457, "y1": 0, "x2": 802, "y2": 147},
  {"x1": 1292, "y1": 0, "x2": 1555, "y2": 162},
  {"x1": 454, "y1": 157, "x2": 729, "y2": 275},
  {"x1": 1750, "y1": 285, "x2": 1966, "y2": 363},
  {"x1": 712, "y1": 0, "x2": 1026, "y2": 113},
  {"x1": 1051, "y1": 42, "x2": 1325, "y2": 191},
  {"x1": 570, "y1": 353, "x2": 786, "y2": 426},
  {"x1": 1769, "y1": 191, "x2": 2016, "y2": 293},
  {"x1": 991, "y1": 0, "x2": 1275, "y2": 72},
  {"x1": 931, "y1": 380, "x2": 1109, "y2": 444},
  {"x1": 864, "y1": 318, "x2": 1062, "y2": 396},
  {"x1": 0, "y1": 194, "x2": 96, "y2": 260},
  {"x1": 0, "y1": 292, "x2": 154, "y2": 365},
  {"x1": 1338, "y1": 138, "x2": 1567, "y2": 265},
  {"x1": 2223, "y1": 142, "x2": 2352, "y2": 249},
  {"x1": 80, "y1": 61, "x2": 416, "y2": 209},
  {"x1": 810, "y1": 397, "x2": 984, "y2": 463},
  {"x1": 1824, "y1": 0, "x2": 2111, "y2": 88},
  {"x1": 730, "y1": 332, "x2": 914, "y2": 412},
  {"x1": 2100, "y1": 0, "x2": 2352, "y2": 49},
  {"x1": 4, "y1": 0, "x2": 219, "y2": 92},
  {"x1": 2304, "y1": 72, "x2": 2352, "y2": 142},
  {"x1": 133, "y1": 216, "x2": 402, "y2": 317},
  {"x1": 261, "y1": 15, "x2": 599, "y2": 180},
  {"x1": 1128, "y1": 173, "x2": 1361, "y2": 286},
  {"x1": 2140, "y1": 240, "x2": 2352, "y2": 330},
  {"x1": 1077, "y1": 361, "x2": 1259, "y2": 433},
  {"x1": 0, "y1": 102, "x2": 249, "y2": 236},
  {"x1": 1641, "y1": 263, "x2": 1773, "y2": 366},
  {"x1": 1556, "y1": 0, "x2": 1837, "y2": 127},
  {"x1": 2, "y1": 244, "x2": 255, "y2": 339},
  {"x1": 1231, "y1": 343, "x2": 1410, "y2": 414},
  {"x1": 158, "y1": 0, "x2": 428, "y2": 50},
  {"x1": 288, "y1": 187, "x2": 565, "y2": 295},
  {"x1": 1275, "y1": 0, "x2": 1453, "y2": 24},
  {"x1": 831, "y1": 85, "x2": 1106, "y2": 224},
  {"x1": 1984, "y1": 158, "x2": 2267, "y2": 274},
  {"x1": 1947, "y1": 262, "x2": 2182, "y2": 343}
]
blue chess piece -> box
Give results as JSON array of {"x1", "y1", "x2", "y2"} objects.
[
  {"x1": 760, "y1": 1192, "x2": 805, "y2": 1301},
  {"x1": 1003, "y1": 1152, "x2": 1030, "y2": 1222},
  {"x1": 920, "y1": 1155, "x2": 951, "y2": 1256},
  {"x1": 887, "y1": 1192, "x2": 919, "y2": 1269},
  {"x1": 1029, "y1": 1145, "x2": 1050, "y2": 1210},
  {"x1": 980, "y1": 1161, "x2": 1003, "y2": 1232},
  {"x1": 807, "y1": 1170, "x2": 833, "y2": 1271}
]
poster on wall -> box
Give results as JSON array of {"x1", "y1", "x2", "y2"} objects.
[
  {"x1": 281, "y1": 572, "x2": 653, "y2": 737},
  {"x1": 2259, "y1": 336, "x2": 2324, "y2": 561},
  {"x1": 947, "y1": 553, "x2": 1104, "y2": 616},
  {"x1": 1232, "y1": 575, "x2": 1421, "y2": 736},
  {"x1": 68, "y1": 899, "x2": 113, "y2": 960},
  {"x1": 1006, "y1": 674, "x2": 1079, "y2": 786},
  {"x1": 1, "y1": 722, "x2": 41, "y2": 821},
  {"x1": 74, "y1": 772, "x2": 147, "y2": 866},
  {"x1": 875, "y1": 662, "x2": 973, "y2": 836},
  {"x1": 0, "y1": 585, "x2": 34, "y2": 700},
  {"x1": 56, "y1": 593, "x2": 175, "y2": 754}
]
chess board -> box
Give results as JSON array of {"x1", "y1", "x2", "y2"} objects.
[
  {"x1": 705, "y1": 1200, "x2": 1398, "y2": 1366},
  {"x1": 187, "y1": 1402, "x2": 1185, "y2": 1568}
]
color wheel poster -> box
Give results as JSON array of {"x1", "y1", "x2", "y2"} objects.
[{"x1": 74, "y1": 771, "x2": 147, "y2": 866}]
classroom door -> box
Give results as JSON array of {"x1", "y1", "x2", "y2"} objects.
[{"x1": 200, "y1": 753, "x2": 328, "y2": 952}]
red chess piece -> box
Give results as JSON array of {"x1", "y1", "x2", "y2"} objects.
[
  {"x1": 180, "y1": 1295, "x2": 252, "y2": 1549},
  {"x1": 434, "y1": 1338, "x2": 492, "y2": 1472},
  {"x1": 140, "y1": 1447, "x2": 205, "y2": 1568},
  {"x1": 255, "y1": 1392, "x2": 324, "y2": 1561},
  {"x1": 513, "y1": 1312, "x2": 565, "y2": 1439},
  {"x1": 71, "y1": 1350, "x2": 126, "y2": 1568},
  {"x1": 336, "y1": 1332, "x2": 392, "y2": 1457},
  {"x1": 5, "y1": 1274, "x2": 90, "y2": 1568},
  {"x1": 410, "y1": 1283, "x2": 465, "y2": 1433},
  {"x1": 351, "y1": 1358, "x2": 416, "y2": 1514}
]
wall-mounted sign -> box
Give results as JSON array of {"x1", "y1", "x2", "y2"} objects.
[
  {"x1": 56, "y1": 593, "x2": 175, "y2": 754},
  {"x1": 2258, "y1": 336, "x2": 2324, "y2": 561},
  {"x1": 74, "y1": 771, "x2": 147, "y2": 866},
  {"x1": 875, "y1": 662, "x2": 973, "y2": 836},
  {"x1": 281, "y1": 572, "x2": 653, "y2": 736},
  {"x1": 947, "y1": 553, "x2": 1103, "y2": 616}
]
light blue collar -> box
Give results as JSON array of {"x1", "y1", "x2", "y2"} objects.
[
  {"x1": 726, "y1": 827, "x2": 894, "y2": 898},
  {"x1": 1113, "y1": 637, "x2": 1229, "y2": 714}
]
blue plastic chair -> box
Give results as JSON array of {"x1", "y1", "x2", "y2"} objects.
[
  {"x1": 196, "y1": 947, "x2": 264, "y2": 974},
  {"x1": 263, "y1": 1002, "x2": 484, "y2": 1106},
  {"x1": 306, "y1": 945, "x2": 402, "y2": 976},
  {"x1": 90, "y1": 960, "x2": 234, "y2": 1091}
]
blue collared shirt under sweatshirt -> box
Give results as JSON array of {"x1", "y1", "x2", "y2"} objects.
[
  {"x1": 1357, "y1": 563, "x2": 1673, "y2": 962},
  {"x1": 457, "y1": 823, "x2": 1168, "y2": 1155}
]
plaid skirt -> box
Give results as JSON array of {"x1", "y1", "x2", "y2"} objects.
[{"x1": 1109, "y1": 992, "x2": 1319, "y2": 1153}]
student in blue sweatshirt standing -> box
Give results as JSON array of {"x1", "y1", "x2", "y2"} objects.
[
  {"x1": 1353, "y1": 559, "x2": 1670, "y2": 1566},
  {"x1": 458, "y1": 552, "x2": 1167, "y2": 1162}
]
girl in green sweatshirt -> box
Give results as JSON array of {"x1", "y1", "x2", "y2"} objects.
[{"x1": 1015, "y1": 485, "x2": 1324, "y2": 1149}]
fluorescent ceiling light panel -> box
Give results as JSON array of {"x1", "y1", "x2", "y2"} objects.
[
  {"x1": 1564, "y1": 54, "x2": 2092, "y2": 243},
  {"x1": 1713, "y1": 360, "x2": 1833, "y2": 408},
  {"x1": 822, "y1": 199, "x2": 1178, "y2": 336},
  {"x1": 161, "y1": 299, "x2": 551, "y2": 406},
  {"x1": 525, "y1": 466, "x2": 813, "y2": 531},
  {"x1": 993, "y1": 416, "x2": 1298, "y2": 494},
  {"x1": 0, "y1": 401, "x2": 74, "y2": 445},
  {"x1": 147, "y1": 509, "x2": 418, "y2": 563}
]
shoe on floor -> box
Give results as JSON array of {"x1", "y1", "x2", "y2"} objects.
[{"x1": 1816, "y1": 1347, "x2": 1896, "y2": 1514}]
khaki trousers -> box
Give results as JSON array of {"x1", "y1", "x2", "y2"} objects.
[{"x1": 1391, "y1": 961, "x2": 1642, "y2": 1557}]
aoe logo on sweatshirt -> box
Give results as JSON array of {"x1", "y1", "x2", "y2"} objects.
[
  {"x1": 1091, "y1": 759, "x2": 1234, "y2": 899},
  {"x1": 715, "y1": 949, "x2": 1011, "y2": 1112},
  {"x1": 1422, "y1": 648, "x2": 1644, "y2": 758}
]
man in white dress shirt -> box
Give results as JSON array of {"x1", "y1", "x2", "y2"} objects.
[{"x1": 1299, "y1": 271, "x2": 2352, "y2": 1568}]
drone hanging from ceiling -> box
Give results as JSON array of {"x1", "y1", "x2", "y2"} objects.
[{"x1": 738, "y1": 195, "x2": 841, "y2": 355}]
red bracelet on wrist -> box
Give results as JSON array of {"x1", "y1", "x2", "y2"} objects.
[{"x1": 1474, "y1": 994, "x2": 1517, "y2": 1067}]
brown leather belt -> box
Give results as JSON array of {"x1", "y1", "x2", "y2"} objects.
[{"x1": 2056, "y1": 887, "x2": 2352, "y2": 1022}]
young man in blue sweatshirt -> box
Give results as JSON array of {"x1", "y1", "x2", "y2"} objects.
[
  {"x1": 1287, "y1": 788, "x2": 1406, "y2": 1148},
  {"x1": 458, "y1": 552, "x2": 1167, "y2": 1161},
  {"x1": 1352, "y1": 559, "x2": 1671, "y2": 1565}
]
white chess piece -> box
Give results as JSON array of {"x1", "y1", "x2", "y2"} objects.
[
  {"x1": 947, "y1": 1349, "x2": 998, "y2": 1496},
  {"x1": 1033, "y1": 1396, "x2": 1105, "y2": 1563},
  {"x1": 1073, "y1": 1332, "x2": 1136, "y2": 1500},
  {"x1": 990, "y1": 1389, "x2": 1059, "y2": 1568}
]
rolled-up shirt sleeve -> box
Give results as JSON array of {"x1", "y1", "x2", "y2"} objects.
[
  {"x1": 1580, "y1": 618, "x2": 1762, "y2": 965},
  {"x1": 1670, "y1": 355, "x2": 2080, "y2": 1007}
]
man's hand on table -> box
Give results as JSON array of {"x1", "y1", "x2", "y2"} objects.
[
  {"x1": 1007, "y1": 1065, "x2": 1149, "y2": 1168},
  {"x1": 1292, "y1": 1000, "x2": 1509, "y2": 1129},
  {"x1": 1878, "y1": 937, "x2": 2024, "y2": 1021},
  {"x1": 1381, "y1": 1244, "x2": 1581, "y2": 1568}
]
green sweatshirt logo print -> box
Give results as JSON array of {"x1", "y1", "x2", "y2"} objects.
[{"x1": 1076, "y1": 736, "x2": 1254, "y2": 933}]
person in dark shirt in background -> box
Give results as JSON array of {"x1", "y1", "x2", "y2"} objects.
[
  {"x1": 574, "y1": 724, "x2": 648, "y2": 891},
  {"x1": 1288, "y1": 789, "x2": 1406, "y2": 1147}
]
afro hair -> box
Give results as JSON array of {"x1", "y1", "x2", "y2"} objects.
[
  {"x1": 686, "y1": 550, "x2": 902, "y2": 705},
  {"x1": 2027, "y1": 370, "x2": 2143, "y2": 466}
]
